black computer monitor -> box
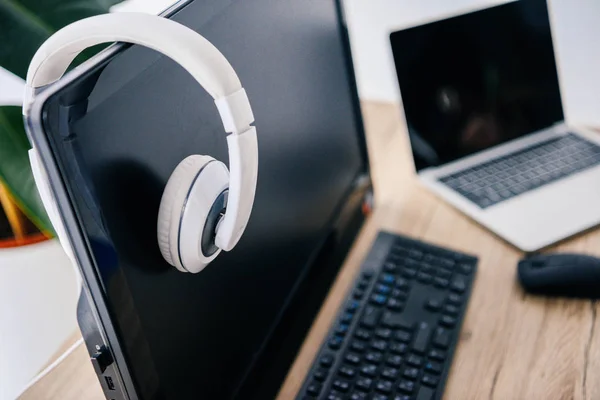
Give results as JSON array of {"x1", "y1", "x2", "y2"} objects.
[{"x1": 37, "y1": 0, "x2": 368, "y2": 398}]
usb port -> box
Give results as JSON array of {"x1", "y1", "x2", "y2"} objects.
[{"x1": 105, "y1": 376, "x2": 115, "y2": 391}]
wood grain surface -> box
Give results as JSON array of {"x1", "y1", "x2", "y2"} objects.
[{"x1": 21, "y1": 102, "x2": 600, "y2": 400}]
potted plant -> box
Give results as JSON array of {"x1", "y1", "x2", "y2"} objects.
[
  {"x1": 0, "y1": 2, "x2": 123, "y2": 398},
  {"x1": 0, "y1": 0, "x2": 123, "y2": 247}
]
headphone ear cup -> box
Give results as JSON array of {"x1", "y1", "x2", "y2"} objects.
[{"x1": 157, "y1": 155, "x2": 216, "y2": 271}]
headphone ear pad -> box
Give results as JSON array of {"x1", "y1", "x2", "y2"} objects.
[{"x1": 157, "y1": 155, "x2": 215, "y2": 271}]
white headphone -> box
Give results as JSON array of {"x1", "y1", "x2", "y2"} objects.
[{"x1": 24, "y1": 12, "x2": 258, "y2": 273}]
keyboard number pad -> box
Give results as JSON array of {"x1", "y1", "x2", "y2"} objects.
[{"x1": 300, "y1": 234, "x2": 477, "y2": 400}]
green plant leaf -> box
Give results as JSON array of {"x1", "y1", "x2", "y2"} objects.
[
  {"x1": 0, "y1": 0, "x2": 122, "y2": 80},
  {"x1": 0, "y1": 0, "x2": 124, "y2": 238},
  {"x1": 0, "y1": 106, "x2": 54, "y2": 235}
]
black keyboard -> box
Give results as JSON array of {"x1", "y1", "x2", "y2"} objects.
[
  {"x1": 298, "y1": 231, "x2": 477, "y2": 400},
  {"x1": 439, "y1": 133, "x2": 600, "y2": 209}
]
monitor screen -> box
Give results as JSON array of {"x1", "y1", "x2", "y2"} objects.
[
  {"x1": 390, "y1": 0, "x2": 564, "y2": 171},
  {"x1": 40, "y1": 0, "x2": 365, "y2": 397}
]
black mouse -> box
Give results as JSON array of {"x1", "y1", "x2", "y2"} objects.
[{"x1": 518, "y1": 253, "x2": 600, "y2": 299}]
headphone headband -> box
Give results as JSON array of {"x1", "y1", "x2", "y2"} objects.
[
  {"x1": 26, "y1": 12, "x2": 258, "y2": 252},
  {"x1": 24, "y1": 13, "x2": 253, "y2": 132}
]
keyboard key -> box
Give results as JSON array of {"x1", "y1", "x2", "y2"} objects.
[
  {"x1": 386, "y1": 354, "x2": 403, "y2": 367},
  {"x1": 428, "y1": 349, "x2": 446, "y2": 362},
  {"x1": 425, "y1": 361, "x2": 443, "y2": 374},
  {"x1": 391, "y1": 245, "x2": 408, "y2": 256},
  {"x1": 451, "y1": 277, "x2": 467, "y2": 293},
  {"x1": 340, "y1": 312, "x2": 354, "y2": 324},
  {"x1": 370, "y1": 294, "x2": 388, "y2": 306},
  {"x1": 357, "y1": 280, "x2": 369, "y2": 290},
  {"x1": 415, "y1": 386, "x2": 435, "y2": 400},
  {"x1": 487, "y1": 175, "x2": 499, "y2": 184},
  {"x1": 375, "y1": 328, "x2": 393, "y2": 339},
  {"x1": 381, "y1": 367, "x2": 398, "y2": 380},
  {"x1": 425, "y1": 299, "x2": 442, "y2": 312},
  {"x1": 447, "y1": 293, "x2": 462, "y2": 305},
  {"x1": 376, "y1": 380, "x2": 393, "y2": 394},
  {"x1": 383, "y1": 262, "x2": 397, "y2": 273},
  {"x1": 409, "y1": 249, "x2": 423, "y2": 259},
  {"x1": 356, "y1": 377, "x2": 373, "y2": 391},
  {"x1": 393, "y1": 395, "x2": 411, "y2": 400},
  {"x1": 314, "y1": 368, "x2": 328, "y2": 382},
  {"x1": 332, "y1": 379, "x2": 350, "y2": 393},
  {"x1": 433, "y1": 327, "x2": 451, "y2": 348},
  {"x1": 406, "y1": 354, "x2": 423, "y2": 367},
  {"x1": 371, "y1": 339, "x2": 388, "y2": 352},
  {"x1": 387, "y1": 298, "x2": 403, "y2": 311},
  {"x1": 434, "y1": 277, "x2": 450, "y2": 288},
  {"x1": 389, "y1": 342, "x2": 408, "y2": 355},
  {"x1": 444, "y1": 304, "x2": 459, "y2": 316},
  {"x1": 382, "y1": 312, "x2": 414, "y2": 330},
  {"x1": 457, "y1": 263, "x2": 474, "y2": 274},
  {"x1": 440, "y1": 258, "x2": 454, "y2": 268},
  {"x1": 353, "y1": 289, "x2": 365, "y2": 299},
  {"x1": 419, "y1": 262, "x2": 434, "y2": 273},
  {"x1": 350, "y1": 393, "x2": 367, "y2": 400},
  {"x1": 422, "y1": 374, "x2": 439, "y2": 387},
  {"x1": 320, "y1": 354, "x2": 334, "y2": 368},
  {"x1": 397, "y1": 380, "x2": 415, "y2": 394},
  {"x1": 326, "y1": 391, "x2": 344, "y2": 400},
  {"x1": 403, "y1": 367, "x2": 419, "y2": 380},
  {"x1": 381, "y1": 274, "x2": 395, "y2": 284},
  {"x1": 437, "y1": 269, "x2": 452, "y2": 279},
  {"x1": 355, "y1": 329, "x2": 371, "y2": 341},
  {"x1": 335, "y1": 324, "x2": 349, "y2": 336},
  {"x1": 339, "y1": 366, "x2": 356, "y2": 379},
  {"x1": 329, "y1": 336, "x2": 343, "y2": 349},
  {"x1": 365, "y1": 351, "x2": 383, "y2": 364},
  {"x1": 360, "y1": 365, "x2": 377, "y2": 378},
  {"x1": 440, "y1": 315, "x2": 456, "y2": 328},
  {"x1": 373, "y1": 395, "x2": 390, "y2": 400},
  {"x1": 351, "y1": 340, "x2": 367, "y2": 353},
  {"x1": 376, "y1": 284, "x2": 392, "y2": 295},
  {"x1": 360, "y1": 306, "x2": 383, "y2": 329},
  {"x1": 401, "y1": 268, "x2": 417, "y2": 278},
  {"x1": 395, "y1": 330, "x2": 411, "y2": 343},
  {"x1": 345, "y1": 353, "x2": 361, "y2": 365},
  {"x1": 347, "y1": 300, "x2": 360, "y2": 313},
  {"x1": 478, "y1": 198, "x2": 492, "y2": 208},
  {"x1": 395, "y1": 277, "x2": 409, "y2": 290},
  {"x1": 391, "y1": 288, "x2": 408, "y2": 300},
  {"x1": 417, "y1": 272, "x2": 433, "y2": 284},
  {"x1": 412, "y1": 322, "x2": 432, "y2": 354},
  {"x1": 306, "y1": 381, "x2": 322, "y2": 396}
]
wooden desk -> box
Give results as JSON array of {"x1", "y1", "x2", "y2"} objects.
[{"x1": 22, "y1": 102, "x2": 600, "y2": 400}]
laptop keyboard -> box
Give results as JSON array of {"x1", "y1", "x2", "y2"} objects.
[{"x1": 439, "y1": 134, "x2": 600, "y2": 209}]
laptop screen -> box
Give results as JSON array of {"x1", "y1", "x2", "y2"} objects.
[{"x1": 390, "y1": 0, "x2": 564, "y2": 171}]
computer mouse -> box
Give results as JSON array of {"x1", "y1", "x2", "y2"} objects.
[{"x1": 518, "y1": 253, "x2": 600, "y2": 299}]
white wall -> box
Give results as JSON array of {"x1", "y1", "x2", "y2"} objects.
[
  {"x1": 343, "y1": 0, "x2": 600, "y2": 126},
  {"x1": 0, "y1": 69, "x2": 25, "y2": 106},
  {"x1": 0, "y1": 241, "x2": 79, "y2": 400}
]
